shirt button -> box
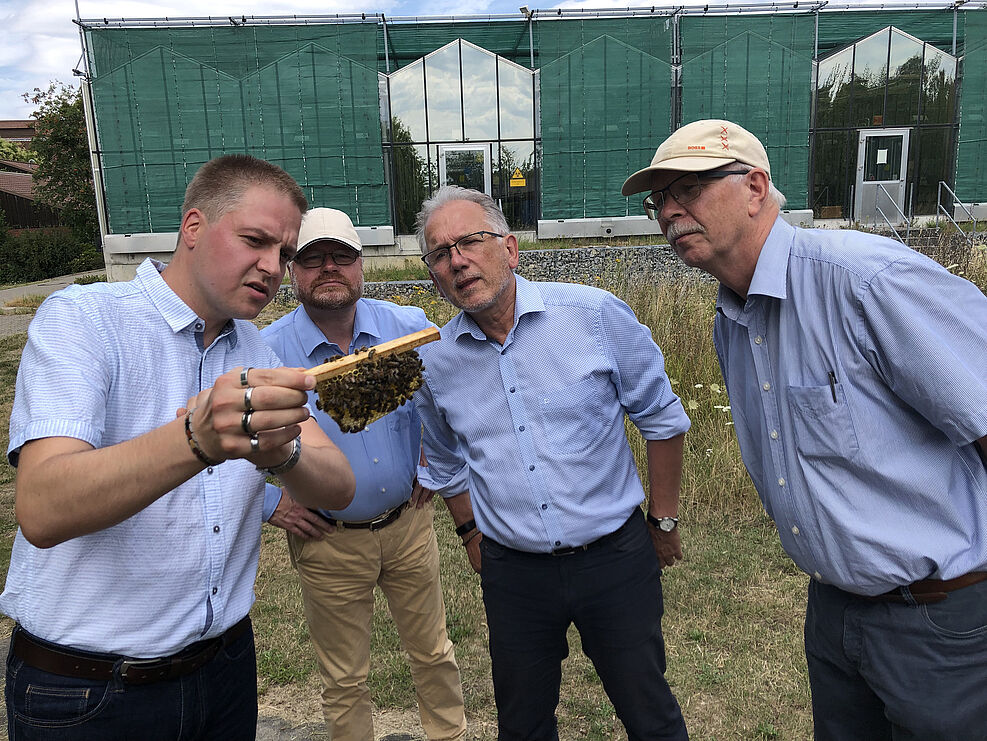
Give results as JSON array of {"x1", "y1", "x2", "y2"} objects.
[
  {"x1": 762, "y1": 382, "x2": 771, "y2": 391},
  {"x1": 529, "y1": 465, "x2": 535, "y2": 471},
  {"x1": 373, "y1": 458, "x2": 379, "y2": 464},
  {"x1": 381, "y1": 488, "x2": 386, "y2": 493},
  {"x1": 555, "y1": 540, "x2": 561, "y2": 546},
  {"x1": 213, "y1": 525, "x2": 220, "y2": 533},
  {"x1": 212, "y1": 587, "x2": 218, "y2": 595},
  {"x1": 778, "y1": 478, "x2": 786, "y2": 486},
  {"x1": 770, "y1": 430, "x2": 779, "y2": 440},
  {"x1": 541, "y1": 503, "x2": 548, "y2": 510},
  {"x1": 791, "y1": 525, "x2": 799, "y2": 535},
  {"x1": 813, "y1": 572, "x2": 823, "y2": 581},
  {"x1": 519, "y1": 425, "x2": 525, "y2": 432},
  {"x1": 207, "y1": 467, "x2": 214, "y2": 474},
  {"x1": 510, "y1": 387, "x2": 516, "y2": 393},
  {"x1": 194, "y1": 322, "x2": 203, "y2": 331},
  {"x1": 754, "y1": 335, "x2": 763, "y2": 344}
]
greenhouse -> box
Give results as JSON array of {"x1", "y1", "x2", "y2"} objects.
[{"x1": 77, "y1": 2, "x2": 987, "y2": 274}]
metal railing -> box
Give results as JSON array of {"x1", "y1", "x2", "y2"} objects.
[
  {"x1": 874, "y1": 183, "x2": 911, "y2": 245},
  {"x1": 936, "y1": 181, "x2": 979, "y2": 246}
]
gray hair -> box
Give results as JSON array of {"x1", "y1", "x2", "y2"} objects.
[
  {"x1": 728, "y1": 166, "x2": 787, "y2": 210},
  {"x1": 414, "y1": 186, "x2": 510, "y2": 254}
]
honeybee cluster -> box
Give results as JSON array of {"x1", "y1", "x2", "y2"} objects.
[{"x1": 315, "y1": 347, "x2": 425, "y2": 433}]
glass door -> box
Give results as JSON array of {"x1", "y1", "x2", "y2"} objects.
[
  {"x1": 438, "y1": 145, "x2": 492, "y2": 195},
  {"x1": 854, "y1": 128, "x2": 909, "y2": 224}
]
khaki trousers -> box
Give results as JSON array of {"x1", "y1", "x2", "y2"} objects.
[{"x1": 287, "y1": 502, "x2": 466, "y2": 741}]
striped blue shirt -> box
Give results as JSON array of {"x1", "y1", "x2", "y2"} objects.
[
  {"x1": 716, "y1": 217, "x2": 987, "y2": 595},
  {"x1": 261, "y1": 299, "x2": 433, "y2": 521},
  {"x1": 1, "y1": 258, "x2": 283, "y2": 656},
  {"x1": 416, "y1": 275, "x2": 690, "y2": 553}
]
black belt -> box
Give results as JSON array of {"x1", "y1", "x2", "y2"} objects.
[
  {"x1": 11, "y1": 616, "x2": 251, "y2": 685},
  {"x1": 311, "y1": 501, "x2": 409, "y2": 531},
  {"x1": 489, "y1": 511, "x2": 637, "y2": 557},
  {"x1": 861, "y1": 571, "x2": 987, "y2": 605}
]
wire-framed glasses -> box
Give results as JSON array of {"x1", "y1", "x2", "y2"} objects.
[
  {"x1": 420, "y1": 230, "x2": 505, "y2": 270},
  {"x1": 292, "y1": 247, "x2": 360, "y2": 269},
  {"x1": 643, "y1": 170, "x2": 749, "y2": 220}
]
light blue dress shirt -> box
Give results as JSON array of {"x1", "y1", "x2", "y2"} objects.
[
  {"x1": 715, "y1": 217, "x2": 987, "y2": 595},
  {"x1": 415, "y1": 275, "x2": 691, "y2": 553},
  {"x1": 261, "y1": 298, "x2": 434, "y2": 522},
  {"x1": 1, "y1": 258, "x2": 282, "y2": 656}
]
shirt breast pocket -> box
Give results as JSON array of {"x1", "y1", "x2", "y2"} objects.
[
  {"x1": 537, "y1": 377, "x2": 608, "y2": 455},
  {"x1": 788, "y1": 383, "x2": 860, "y2": 461}
]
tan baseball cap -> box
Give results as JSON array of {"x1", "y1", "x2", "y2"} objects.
[
  {"x1": 296, "y1": 207, "x2": 362, "y2": 255},
  {"x1": 621, "y1": 119, "x2": 771, "y2": 196}
]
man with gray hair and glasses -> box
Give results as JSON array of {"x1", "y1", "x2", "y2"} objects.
[
  {"x1": 412, "y1": 185, "x2": 692, "y2": 740},
  {"x1": 623, "y1": 118, "x2": 987, "y2": 740}
]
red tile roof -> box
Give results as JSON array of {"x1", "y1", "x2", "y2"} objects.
[{"x1": 0, "y1": 172, "x2": 36, "y2": 200}]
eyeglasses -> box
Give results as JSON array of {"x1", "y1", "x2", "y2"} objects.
[
  {"x1": 643, "y1": 170, "x2": 750, "y2": 220},
  {"x1": 292, "y1": 247, "x2": 359, "y2": 270},
  {"x1": 420, "y1": 230, "x2": 505, "y2": 270}
]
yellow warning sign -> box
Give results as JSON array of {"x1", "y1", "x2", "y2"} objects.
[{"x1": 510, "y1": 168, "x2": 526, "y2": 187}]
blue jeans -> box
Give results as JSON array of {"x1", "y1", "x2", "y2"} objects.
[
  {"x1": 480, "y1": 511, "x2": 688, "y2": 741},
  {"x1": 806, "y1": 579, "x2": 987, "y2": 741},
  {"x1": 5, "y1": 623, "x2": 258, "y2": 741}
]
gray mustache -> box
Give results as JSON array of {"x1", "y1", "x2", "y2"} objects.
[{"x1": 665, "y1": 223, "x2": 707, "y2": 242}]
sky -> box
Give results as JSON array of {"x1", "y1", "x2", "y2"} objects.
[{"x1": 0, "y1": 0, "x2": 963, "y2": 120}]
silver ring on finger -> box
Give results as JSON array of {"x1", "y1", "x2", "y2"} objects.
[
  {"x1": 240, "y1": 367, "x2": 253, "y2": 388},
  {"x1": 241, "y1": 411, "x2": 253, "y2": 434},
  {"x1": 249, "y1": 434, "x2": 260, "y2": 453},
  {"x1": 244, "y1": 386, "x2": 254, "y2": 412}
]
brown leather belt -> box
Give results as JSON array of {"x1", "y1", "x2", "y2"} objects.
[
  {"x1": 863, "y1": 571, "x2": 987, "y2": 605},
  {"x1": 311, "y1": 501, "x2": 409, "y2": 531},
  {"x1": 11, "y1": 615, "x2": 251, "y2": 685}
]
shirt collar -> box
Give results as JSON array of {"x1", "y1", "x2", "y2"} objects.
[
  {"x1": 137, "y1": 258, "x2": 238, "y2": 346},
  {"x1": 452, "y1": 274, "x2": 545, "y2": 343},
  {"x1": 716, "y1": 216, "x2": 793, "y2": 316},
  {"x1": 297, "y1": 299, "x2": 379, "y2": 358}
]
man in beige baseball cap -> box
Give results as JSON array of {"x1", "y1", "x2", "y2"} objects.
[
  {"x1": 260, "y1": 207, "x2": 467, "y2": 741},
  {"x1": 625, "y1": 122, "x2": 987, "y2": 741}
]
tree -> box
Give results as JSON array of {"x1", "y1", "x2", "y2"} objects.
[
  {"x1": 23, "y1": 82, "x2": 99, "y2": 245},
  {"x1": 0, "y1": 138, "x2": 32, "y2": 162}
]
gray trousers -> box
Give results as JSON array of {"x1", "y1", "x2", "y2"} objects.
[{"x1": 805, "y1": 578, "x2": 987, "y2": 741}]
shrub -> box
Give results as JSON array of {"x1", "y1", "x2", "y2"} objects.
[{"x1": 0, "y1": 226, "x2": 102, "y2": 284}]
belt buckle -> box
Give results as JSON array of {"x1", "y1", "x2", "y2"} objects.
[
  {"x1": 551, "y1": 544, "x2": 588, "y2": 556},
  {"x1": 118, "y1": 657, "x2": 167, "y2": 683},
  {"x1": 367, "y1": 509, "x2": 394, "y2": 531}
]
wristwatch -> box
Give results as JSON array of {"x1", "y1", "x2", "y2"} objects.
[{"x1": 646, "y1": 514, "x2": 679, "y2": 532}]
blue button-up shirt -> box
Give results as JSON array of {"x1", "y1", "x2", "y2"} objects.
[
  {"x1": 416, "y1": 276, "x2": 691, "y2": 553},
  {"x1": 2, "y1": 259, "x2": 282, "y2": 656},
  {"x1": 261, "y1": 298, "x2": 433, "y2": 521},
  {"x1": 716, "y1": 217, "x2": 987, "y2": 595}
]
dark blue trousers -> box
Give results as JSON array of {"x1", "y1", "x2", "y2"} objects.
[
  {"x1": 5, "y1": 623, "x2": 258, "y2": 741},
  {"x1": 806, "y1": 579, "x2": 987, "y2": 741},
  {"x1": 480, "y1": 511, "x2": 688, "y2": 741}
]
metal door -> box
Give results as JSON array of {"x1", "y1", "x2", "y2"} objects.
[
  {"x1": 438, "y1": 145, "x2": 492, "y2": 195},
  {"x1": 854, "y1": 128, "x2": 909, "y2": 225}
]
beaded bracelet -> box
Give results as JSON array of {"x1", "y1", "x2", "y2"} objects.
[{"x1": 184, "y1": 409, "x2": 223, "y2": 467}]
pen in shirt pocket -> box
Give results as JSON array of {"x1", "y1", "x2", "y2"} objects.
[{"x1": 827, "y1": 371, "x2": 837, "y2": 403}]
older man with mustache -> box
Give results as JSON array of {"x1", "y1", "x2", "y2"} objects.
[{"x1": 623, "y1": 119, "x2": 987, "y2": 741}]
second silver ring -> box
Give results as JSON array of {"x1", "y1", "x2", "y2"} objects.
[
  {"x1": 243, "y1": 386, "x2": 254, "y2": 412},
  {"x1": 249, "y1": 434, "x2": 260, "y2": 453},
  {"x1": 241, "y1": 411, "x2": 254, "y2": 434}
]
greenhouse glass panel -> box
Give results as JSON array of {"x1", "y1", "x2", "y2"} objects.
[
  {"x1": 391, "y1": 143, "x2": 431, "y2": 234},
  {"x1": 425, "y1": 44, "x2": 463, "y2": 142},
  {"x1": 885, "y1": 30, "x2": 922, "y2": 126},
  {"x1": 816, "y1": 46, "x2": 854, "y2": 129},
  {"x1": 914, "y1": 127, "x2": 953, "y2": 214},
  {"x1": 852, "y1": 29, "x2": 889, "y2": 127},
  {"x1": 499, "y1": 58, "x2": 534, "y2": 140},
  {"x1": 495, "y1": 140, "x2": 537, "y2": 230},
  {"x1": 389, "y1": 60, "x2": 426, "y2": 142},
  {"x1": 922, "y1": 47, "x2": 956, "y2": 125},
  {"x1": 461, "y1": 43, "x2": 499, "y2": 142},
  {"x1": 812, "y1": 130, "x2": 853, "y2": 219}
]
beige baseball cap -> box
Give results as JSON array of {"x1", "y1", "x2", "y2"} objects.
[
  {"x1": 621, "y1": 119, "x2": 771, "y2": 196},
  {"x1": 296, "y1": 207, "x2": 362, "y2": 255}
]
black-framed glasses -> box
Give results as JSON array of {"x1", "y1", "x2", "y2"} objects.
[
  {"x1": 420, "y1": 230, "x2": 505, "y2": 270},
  {"x1": 292, "y1": 247, "x2": 360, "y2": 270},
  {"x1": 643, "y1": 170, "x2": 750, "y2": 220}
]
